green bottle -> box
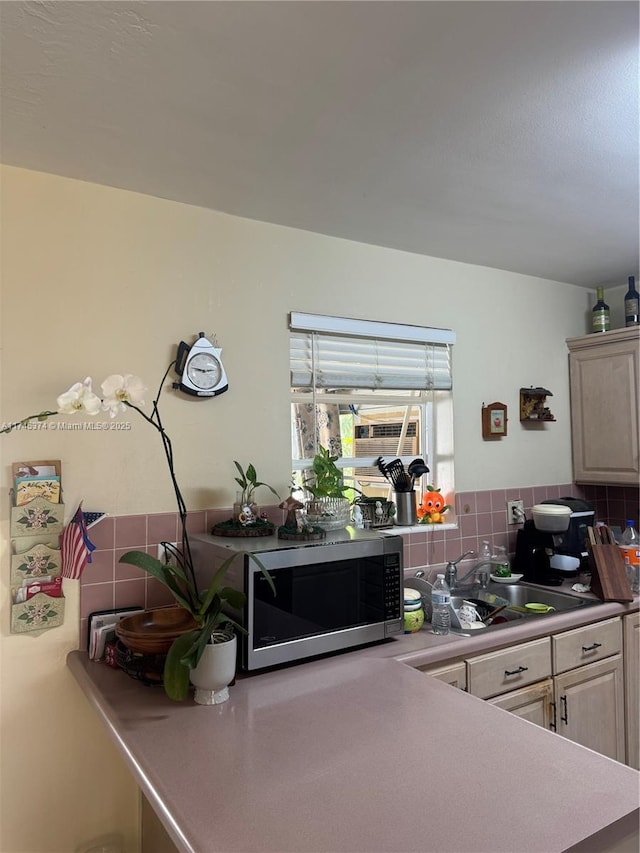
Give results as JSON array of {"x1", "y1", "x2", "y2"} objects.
[{"x1": 591, "y1": 286, "x2": 610, "y2": 333}]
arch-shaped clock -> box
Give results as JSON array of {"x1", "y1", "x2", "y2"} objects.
[{"x1": 173, "y1": 333, "x2": 229, "y2": 397}]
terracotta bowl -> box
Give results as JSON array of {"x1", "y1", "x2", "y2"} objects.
[{"x1": 116, "y1": 607, "x2": 197, "y2": 655}]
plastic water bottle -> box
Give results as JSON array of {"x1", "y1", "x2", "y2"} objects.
[
  {"x1": 620, "y1": 520, "x2": 640, "y2": 594},
  {"x1": 431, "y1": 573, "x2": 451, "y2": 635}
]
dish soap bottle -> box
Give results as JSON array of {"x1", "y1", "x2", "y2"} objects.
[
  {"x1": 479, "y1": 540, "x2": 492, "y2": 561},
  {"x1": 491, "y1": 545, "x2": 511, "y2": 578}
]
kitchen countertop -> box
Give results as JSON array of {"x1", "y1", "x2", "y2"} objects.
[{"x1": 67, "y1": 588, "x2": 640, "y2": 853}]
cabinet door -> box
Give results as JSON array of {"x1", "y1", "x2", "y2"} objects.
[
  {"x1": 417, "y1": 661, "x2": 466, "y2": 690},
  {"x1": 554, "y1": 654, "x2": 625, "y2": 763},
  {"x1": 567, "y1": 327, "x2": 640, "y2": 485},
  {"x1": 624, "y1": 612, "x2": 640, "y2": 770},
  {"x1": 488, "y1": 679, "x2": 553, "y2": 729}
]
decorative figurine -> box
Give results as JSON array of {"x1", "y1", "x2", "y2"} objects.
[
  {"x1": 280, "y1": 495, "x2": 305, "y2": 530},
  {"x1": 352, "y1": 504, "x2": 364, "y2": 528},
  {"x1": 417, "y1": 486, "x2": 451, "y2": 524}
]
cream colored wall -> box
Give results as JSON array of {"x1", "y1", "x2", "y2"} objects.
[{"x1": 1, "y1": 165, "x2": 592, "y2": 852}]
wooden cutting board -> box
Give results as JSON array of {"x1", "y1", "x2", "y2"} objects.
[{"x1": 586, "y1": 526, "x2": 633, "y2": 602}]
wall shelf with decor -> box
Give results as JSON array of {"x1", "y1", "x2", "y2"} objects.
[
  {"x1": 9, "y1": 460, "x2": 65, "y2": 633},
  {"x1": 519, "y1": 387, "x2": 556, "y2": 423}
]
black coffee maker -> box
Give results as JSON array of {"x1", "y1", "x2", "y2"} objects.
[{"x1": 514, "y1": 497, "x2": 595, "y2": 586}]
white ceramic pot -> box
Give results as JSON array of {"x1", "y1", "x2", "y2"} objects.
[{"x1": 189, "y1": 631, "x2": 237, "y2": 705}]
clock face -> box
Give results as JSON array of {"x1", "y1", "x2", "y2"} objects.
[{"x1": 186, "y1": 352, "x2": 223, "y2": 390}]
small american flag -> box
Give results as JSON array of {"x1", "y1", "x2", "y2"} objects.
[{"x1": 61, "y1": 504, "x2": 96, "y2": 580}]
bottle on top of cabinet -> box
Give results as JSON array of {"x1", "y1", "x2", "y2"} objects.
[
  {"x1": 591, "y1": 287, "x2": 610, "y2": 333},
  {"x1": 624, "y1": 276, "x2": 639, "y2": 327}
]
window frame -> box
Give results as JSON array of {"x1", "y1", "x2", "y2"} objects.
[{"x1": 289, "y1": 312, "x2": 456, "y2": 517}]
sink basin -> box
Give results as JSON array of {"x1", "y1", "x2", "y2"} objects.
[
  {"x1": 474, "y1": 582, "x2": 597, "y2": 613},
  {"x1": 404, "y1": 576, "x2": 601, "y2": 636}
]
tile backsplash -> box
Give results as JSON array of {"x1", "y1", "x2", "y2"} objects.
[{"x1": 79, "y1": 483, "x2": 639, "y2": 647}]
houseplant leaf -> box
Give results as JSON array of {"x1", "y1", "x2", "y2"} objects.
[{"x1": 164, "y1": 630, "x2": 201, "y2": 701}]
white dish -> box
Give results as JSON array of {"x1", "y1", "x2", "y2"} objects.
[
  {"x1": 490, "y1": 573, "x2": 523, "y2": 584},
  {"x1": 403, "y1": 588, "x2": 422, "y2": 602},
  {"x1": 461, "y1": 621, "x2": 486, "y2": 630}
]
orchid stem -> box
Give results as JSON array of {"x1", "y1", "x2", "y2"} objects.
[{"x1": 124, "y1": 361, "x2": 199, "y2": 601}]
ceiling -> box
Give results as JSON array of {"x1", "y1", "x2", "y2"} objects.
[{"x1": 1, "y1": 1, "x2": 638, "y2": 289}]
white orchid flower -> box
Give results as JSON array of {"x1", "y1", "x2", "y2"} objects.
[
  {"x1": 101, "y1": 374, "x2": 147, "y2": 418},
  {"x1": 56, "y1": 377, "x2": 102, "y2": 416}
]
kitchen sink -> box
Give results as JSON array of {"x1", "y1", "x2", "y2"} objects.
[
  {"x1": 404, "y1": 576, "x2": 601, "y2": 636},
  {"x1": 473, "y1": 582, "x2": 596, "y2": 612}
]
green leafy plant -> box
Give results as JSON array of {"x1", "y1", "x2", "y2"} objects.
[
  {"x1": 304, "y1": 445, "x2": 355, "y2": 500},
  {"x1": 233, "y1": 461, "x2": 280, "y2": 506}
]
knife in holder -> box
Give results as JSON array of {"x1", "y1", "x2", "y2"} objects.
[{"x1": 586, "y1": 525, "x2": 633, "y2": 602}]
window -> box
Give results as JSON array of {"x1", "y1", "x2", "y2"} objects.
[{"x1": 290, "y1": 312, "x2": 456, "y2": 512}]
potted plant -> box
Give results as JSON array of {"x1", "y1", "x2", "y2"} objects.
[
  {"x1": 233, "y1": 461, "x2": 280, "y2": 508},
  {"x1": 119, "y1": 546, "x2": 273, "y2": 703},
  {"x1": 304, "y1": 445, "x2": 357, "y2": 531},
  {"x1": 2, "y1": 365, "x2": 275, "y2": 703}
]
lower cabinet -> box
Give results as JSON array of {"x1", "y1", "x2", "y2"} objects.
[
  {"x1": 552, "y1": 654, "x2": 625, "y2": 762},
  {"x1": 417, "y1": 614, "x2": 635, "y2": 766},
  {"x1": 551, "y1": 618, "x2": 625, "y2": 763},
  {"x1": 488, "y1": 678, "x2": 553, "y2": 728},
  {"x1": 416, "y1": 660, "x2": 466, "y2": 690},
  {"x1": 624, "y1": 612, "x2": 640, "y2": 770}
]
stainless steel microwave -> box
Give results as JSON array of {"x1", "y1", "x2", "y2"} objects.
[{"x1": 190, "y1": 529, "x2": 404, "y2": 670}]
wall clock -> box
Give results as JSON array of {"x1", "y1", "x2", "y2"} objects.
[{"x1": 174, "y1": 333, "x2": 229, "y2": 397}]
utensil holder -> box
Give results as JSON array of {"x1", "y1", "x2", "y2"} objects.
[{"x1": 394, "y1": 491, "x2": 417, "y2": 526}]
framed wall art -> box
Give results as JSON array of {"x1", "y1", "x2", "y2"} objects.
[{"x1": 482, "y1": 401, "x2": 508, "y2": 439}]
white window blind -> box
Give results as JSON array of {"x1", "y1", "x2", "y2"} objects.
[{"x1": 290, "y1": 313, "x2": 454, "y2": 391}]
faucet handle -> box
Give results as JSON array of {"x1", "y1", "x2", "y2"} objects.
[{"x1": 445, "y1": 550, "x2": 475, "y2": 588}]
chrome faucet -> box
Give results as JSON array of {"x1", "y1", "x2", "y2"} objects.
[
  {"x1": 444, "y1": 550, "x2": 475, "y2": 589},
  {"x1": 455, "y1": 560, "x2": 492, "y2": 591}
]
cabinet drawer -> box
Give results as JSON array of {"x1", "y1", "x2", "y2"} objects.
[
  {"x1": 553, "y1": 618, "x2": 622, "y2": 675},
  {"x1": 416, "y1": 661, "x2": 466, "y2": 691},
  {"x1": 466, "y1": 638, "x2": 551, "y2": 699}
]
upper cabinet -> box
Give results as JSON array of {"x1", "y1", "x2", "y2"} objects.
[{"x1": 567, "y1": 327, "x2": 639, "y2": 485}]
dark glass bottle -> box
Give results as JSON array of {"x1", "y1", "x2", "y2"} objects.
[
  {"x1": 591, "y1": 286, "x2": 610, "y2": 333},
  {"x1": 624, "y1": 276, "x2": 639, "y2": 327}
]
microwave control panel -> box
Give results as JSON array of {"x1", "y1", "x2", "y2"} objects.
[{"x1": 383, "y1": 553, "x2": 402, "y2": 620}]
